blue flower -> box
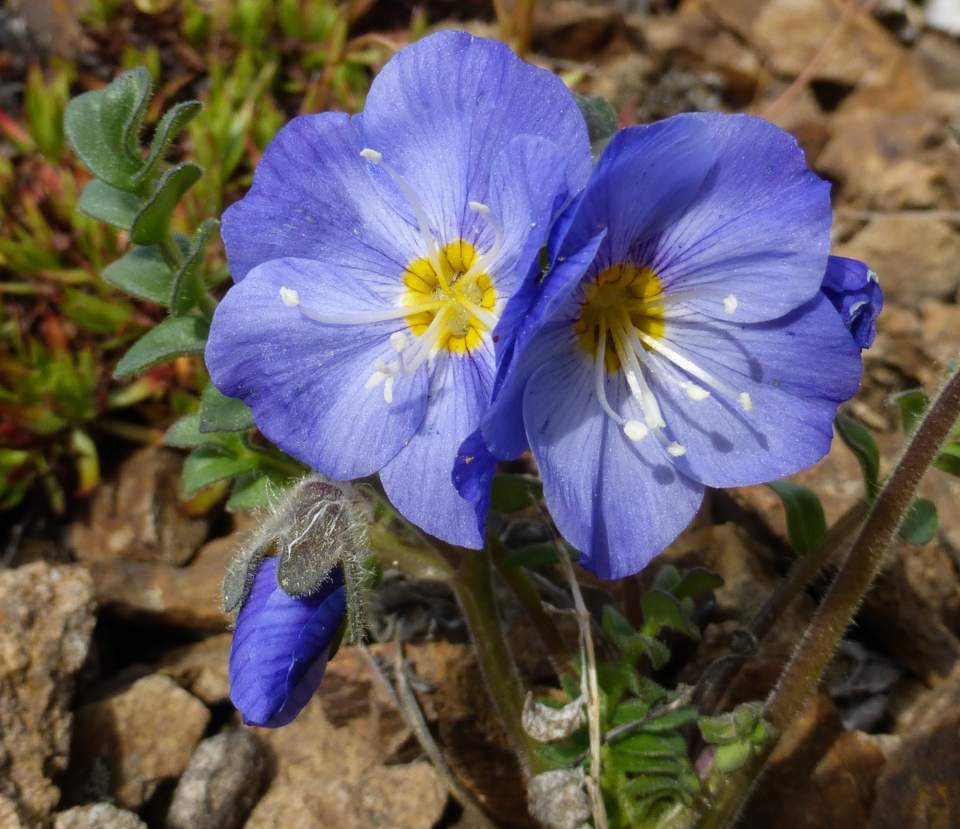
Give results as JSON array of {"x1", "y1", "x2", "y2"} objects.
[
  {"x1": 459, "y1": 113, "x2": 863, "y2": 579},
  {"x1": 820, "y1": 255, "x2": 882, "y2": 349},
  {"x1": 205, "y1": 31, "x2": 591, "y2": 547},
  {"x1": 229, "y1": 556, "x2": 346, "y2": 727}
]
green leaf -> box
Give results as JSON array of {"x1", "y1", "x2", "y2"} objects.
[
  {"x1": 182, "y1": 444, "x2": 260, "y2": 496},
  {"x1": 135, "y1": 100, "x2": 202, "y2": 186},
  {"x1": 489, "y1": 473, "x2": 541, "y2": 513},
  {"x1": 103, "y1": 245, "x2": 174, "y2": 305},
  {"x1": 698, "y1": 712, "x2": 739, "y2": 745},
  {"x1": 621, "y1": 773, "x2": 699, "y2": 801},
  {"x1": 899, "y1": 498, "x2": 938, "y2": 545},
  {"x1": 713, "y1": 740, "x2": 753, "y2": 773},
  {"x1": 641, "y1": 589, "x2": 696, "y2": 639},
  {"x1": 640, "y1": 705, "x2": 699, "y2": 733},
  {"x1": 227, "y1": 470, "x2": 289, "y2": 512},
  {"x1": 199, "y1": 383, "x2": 254, "y2": 433},
  {"x1": 934, "y1": 444, "x2": 960, "y2": 478},
  {"x1": 836, "y1": 412, "x2": 881, "y2": 500},
  {"x1": 574, "y1": 93, "x2": 618, "y2": 157},
  {"x1": 64, "y1": 66, "x2": 152, "y2": 189},
  {"x1": 170, "y1": 219, "x2": 218, "y2": 315},
  {"x1": 61, "y1": 289, "x2": 133, "y2": 333},
  {"x1": 501, "y1": 542, "x2": 559, "y2": 569},
  {"x1": 766, "y1": 480, "x2": 827, "y2": 555},
  {"x1": 610, "y1": 730, "x2": 687, "y2": 759},
  {"x1": 673, "y1": 567, "x2": 724, "y2": 601},
  {"x1": 114, "y1": 315, "x2": 209, "y2": 379},
  {"x1": 891, "y1": 389, "x2": 928, "y2": 435},
  {"x1": 129, "y1": 163, "x2": 202, "y2": 245},
  {"x1": 164, "y1": 413, "x2": 205, "y2": 448},
  {"x1": 78, "y1": 180, "x2": 141, "y2": 229}
]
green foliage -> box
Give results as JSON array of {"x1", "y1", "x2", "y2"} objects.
[
  {"x1": 490, "y1": 473, "x2": 542, "y2": 512},
  {"x1": 835, "y1": 412, "x2": 881, "y2": 500},
  {"x1": 575, "y1": 93, "x2": 618, "y2": 158},
  {"x1": 114, "y1": 316, "x2": 210, "y2": 379},
  {"x1": 766, "y1": 480, "x2": 827, "y2": 555},
  {"x1": 900, "y1": 497, "x2": 938, "y2": 546},
  {"x1": 698, "y1": 702, "x2": 775, "y2": 773},
  {"x1": 532, "y1": 565, "x2": 723, "y2": 828}
]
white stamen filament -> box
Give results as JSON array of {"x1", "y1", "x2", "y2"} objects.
[
  {"x1": 633, "y1": 328, "x2": 753, "y2": 413},
  {"x1": 279, "y1": 287, "x2": 443, "y2": 326},
  {"x1": 593, "y1": 319, "x2": 628, "y2": 428},
  {"x1": 468, "y1": 201, "x2": 505, "y2": 275},
  {"x1": 360, "y1": 147, "x2": 443, "y2": 275},
  {"x1": 398, "y1": 305, "x2": 455, "y2": 375}
]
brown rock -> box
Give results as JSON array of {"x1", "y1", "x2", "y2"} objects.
[
  {"x1": 869, "y1": 674, "x2": 960, "y2": 828},
  {"x1": 54, "y1": 804, "x2": 146, "y2": 829},
  {"x1": 354, "y1": 763, "x2": 447, "y2": 829},
  {"x1": 244, "y1": 694, "x2": 448, "y2": 829},
  {"x1": 818, "y1": 112, "x2": 959, "y2": 210},
  {"x1": 156, "y1": 634, "x2": 231, "y2": 705},
  {"x1": 742, "y1": 694, "x2": 846, "y2": 826},
  {"x1": 753, "y1": 0, "x2": 905, "y2": 88},
  {"x1": 69, "y1": 446, "x2": 209, "y2": 567},
  {"x1": 0, "y1": 563, "x2": 95, "y2": 827},
  {"x1": 835, "y1": 216, "x2": 960, "y2": 305},
  {"x1": 88, "y1": 535, "x2": 234, "y2": 631},
  {"x1": 66, "y1": 675, "x2": 210, "y2": 809},
  {"x1": 166, "y1": 730, "x2": 265, "y2": 829}
]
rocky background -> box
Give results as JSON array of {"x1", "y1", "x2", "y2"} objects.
[{"x1": 1, "y1": 1, "x2": 960, "y2": 827}]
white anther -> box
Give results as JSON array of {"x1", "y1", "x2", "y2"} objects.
[
  {"x1": 685, "y1": 384, "x2": 710, "y2": 401},
  {"x1": 624, "y1": 420, "x2": 649, "y2": 441},
  {"x1": 383, "y1": 376, "x2": 395, "y2": 404},
  {"x1": 667, "y1": 442, "x2": 687, "y2": 457},
  {"x1": 390, "y1": 331, "x2": 408, "y2": 352},
  {"x1": 738, "y1": 392, "x2": 753, "y2": 412},
  {"x1": 359, "y1": 148, "x2": 383, "y2": 163},
  {"x1": 723, "y1": 294, "x2": 738, "y2": 315},
  {"x1": 279, "y1": 286, "x2": 300, "y2": 307},
  {"x1": 468, "y1": 201, "x2": 490, "y2": 215},
  {"x1": 365, "y1": 371, "x2": 386, "y2": 391}
]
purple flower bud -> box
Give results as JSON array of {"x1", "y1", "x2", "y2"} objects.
[
  {"x1": 229, "y1": 556, "x2": 346, "y2": 727},
  {"x1": 820, "y1": 256, "x2": 883, "y2": 350}
]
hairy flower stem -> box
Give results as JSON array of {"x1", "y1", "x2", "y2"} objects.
[
  {"x1": 699, "y1": 498, "x2": 869, "y2": 715},
  {"x1": 700, "y1": 362, "x2": 960, "y2": 829},
  {"x1": 452, "y1": 548, "x2": 548, "y2": 778}
]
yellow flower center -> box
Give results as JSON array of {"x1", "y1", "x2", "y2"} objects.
[
  {"x1": 575, "y1": 263, "x2": 666, "y2": 372},
  {"x1": 402, "y1": 240, "x2": 497, "y2": 354}
]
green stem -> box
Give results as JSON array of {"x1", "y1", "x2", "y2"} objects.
[
  {"x1": 700, "y1": 362, "x2": 960, "y2": 829},
  {"x1": 367, "y1": 523, "x2": 453, "y2": 581},
  {"x1": 489, "y1": 537, "x2": 571, "y2": 679},
  {"x1": 452, "y1": 549, "x2": 547, "y2": 778},
  {"x1": 159, "y1": 233, "x2": 183, "y2": 270}
]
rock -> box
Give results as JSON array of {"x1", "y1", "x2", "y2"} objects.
[
  {"x1": 156, "y1": 634, "x2": 231, "y2": 705},
  {"x1": 244, "y1": 695, "x2": 449, "y2": 829},
  {"x1": 835, "y1": 216, "x2": 960, "y2": 305},
  {"x1": 354, "y1": 763, "x2": 447, "y2": 829},
  {"x1": 54, "y1": 803, "x2": 146, "y2": 829},
  {"x1": 166, "y1": 730, "x2": 265, "y2": 829},
  {"x1": 742, "y1": 694, "x2": 846, "y2": 826},
  {"x1": 70, "y1": 446, "x2": 209, "y2": 567},
  {"x1": 0, "y1": 563, "x2": 95, "y2": 827},
  {"x1": 869, "y1": 675, "x2": 960, "y2": 828},
  {"x1": 818, "y1": 112, "x2": 960, "y2": 210},
  {"x1": 752, "y1": 0, "x2": 905, "y2": 89},
  {"x1": 66, "y1": 675, "x2": 210, "y2": 810},
  {"x1": 913, "y1": 30, "x2": 960, "y2": 91},
  {"x1": 88, "y1": 535, "x2": 234, "y2": 631}
]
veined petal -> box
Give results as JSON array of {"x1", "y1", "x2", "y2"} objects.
[
  {"x1": 649, "y1": 113, "x2": 832, "y2": 322},
  {"x1": 553, "y1": 120, "x2": 718, "y2": 272},
  {"x1": 648, "y1": 295, "x2": 862, "y2": 488},
  {"x1": 359, "y1": 31, "x2": 591, "y2": 250},
  {"x1": 229, "y1": 558, "x2": 346, "y2": 728},
  {"x1": 522, "y1": 334, "x2": 704, "y2": 579},
  {"x1": 206, "y1": 257, "x2": 429, "y2": 480},
  {"x1": 221, "y1": 112, "x2": 419, "y2": 284},
  {"x1": 381, "y1": 348, "x2": 495, "y2": 548}
]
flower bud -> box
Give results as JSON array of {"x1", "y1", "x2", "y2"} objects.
[
  {"x1": 229, "y1": 556, "x2": 346, "y2": 727},
  {"x1": 820, "y1": 256, "x2": 883, "y2": 350}
]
